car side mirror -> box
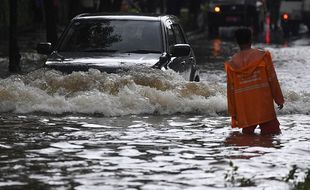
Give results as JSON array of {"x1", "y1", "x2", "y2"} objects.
[
  {"x1": 170, "y1": 44, "x2": 191, "y2": 57},
  {"x1": 152, "y1": 52, "x2": 170, "y2": 69},
  {"x1": 36, "y1": 42, "x2": 52, "y2": 55}
]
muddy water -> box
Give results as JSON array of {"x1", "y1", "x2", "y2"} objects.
[{"x1": 0, "y1": 36, "x2": 310, "y2": 189}]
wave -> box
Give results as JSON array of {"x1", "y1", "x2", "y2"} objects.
[{"x1": 0, "y1": 68, "x2": 227, "y2": 116}]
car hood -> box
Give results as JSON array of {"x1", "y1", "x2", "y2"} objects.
[{"x1": 45, "y1": 52, "x2": 161, "y2": 72}]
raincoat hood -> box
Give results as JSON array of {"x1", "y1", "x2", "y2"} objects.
[{"x1": 227, "y1": 49, "x2": 267, "y2": 75}]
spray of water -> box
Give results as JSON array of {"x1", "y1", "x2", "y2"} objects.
[
  {"x1": 0, "y1": 67, "x2": 226, "y2": 116},
  {"x1": 1, "y1": 45, "x2": 309, "y2": 116}
]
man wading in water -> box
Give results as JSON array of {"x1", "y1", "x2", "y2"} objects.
[{"x1": 225, "y1": 27, "x2": 284, "y2": 135}]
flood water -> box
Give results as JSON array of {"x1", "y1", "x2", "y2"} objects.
[{"x1": 1, "y1": 32, "x2": 310, "y2": 190}]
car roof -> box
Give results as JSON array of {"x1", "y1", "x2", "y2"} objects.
[{"x1": 74, "y1": 13, "x2": 176, "y2": 22}]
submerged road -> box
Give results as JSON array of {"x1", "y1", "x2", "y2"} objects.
[{"x1": 0, "y1": 29, "x2": 310, "y2": 189}]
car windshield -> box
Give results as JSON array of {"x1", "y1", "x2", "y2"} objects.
[{"x1": 59, "y1": 19, "x2": 163, "y2": 53}]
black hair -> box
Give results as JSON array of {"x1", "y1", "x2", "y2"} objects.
[{"x1": 234, "y1": 27, "x2": 252, "y2": 45}]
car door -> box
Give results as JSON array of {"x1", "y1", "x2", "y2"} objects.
[{"x1": 167, "y1": 24, "x2": 194, "y2": 80}]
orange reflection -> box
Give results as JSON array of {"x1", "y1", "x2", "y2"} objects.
[
  {"x1": 265, "y1": 15, "x2": 270, "y2": 44},
  {"x1": 224, "y1": 131, "x2": 280, "y2": 148},
  {"x1": 212, "y1": 38, "x2": 221, "y2": 56},
  {"x1": 282, "y1": 40, "x2": 288, "y2": 48}
]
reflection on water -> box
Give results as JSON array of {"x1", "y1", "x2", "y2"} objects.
[
  {"x1": 265, "y1": 16, "x2": 271, "y2": 44},
  {"x1": 225, "y1": 131, "x2": 281, "y2": 148},
  {"x1": 212, "y1": 38, "x2": 222, "y2": 57},
  {"x1": 0, "y1": 114, "x2": 309, "y2": 189}
]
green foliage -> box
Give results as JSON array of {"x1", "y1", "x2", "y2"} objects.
[
  {"x1": 0, "y1": 0, "x2": 9, "y2": 26},
  {"x1": 283, "y1": 165, "x2": 310, "y2": 190},
  {"x1": 285, "y1": 165, "x2": 298, "y2": 182},
  {"x1": 0, "y1": 0, "x2": 35, "y2": 38},
  {"x1": 0, "y1": 0, "x2": 9, "y2": 40},
  {"x1": 179, "y1": 8, "x2": 190, "y2": 31},
  {"x1": 225, "y1": 161, "x2": 256, "y2": 187},
  {"x1": 17, "y1": 0, "x2": 35, "y2": 28},
  {"x1": 293, "y1": 169, "x2": 310, "y2": 190}
]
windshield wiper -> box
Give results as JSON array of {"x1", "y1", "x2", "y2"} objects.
[
  {"x1": 82, "y1": 49, "x2": 118, "y2": 52},
  {"x1": 125, "y1": 50, "x2": 161, "y2": 54}
]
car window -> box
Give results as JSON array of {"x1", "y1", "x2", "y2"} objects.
[
  {"x1": 59, "y1": 20, "x2": 163, "y2": 53},
  {"x1": 167, "y1": 27, "x2": 176, "y2": 46},
  {"x1": 167, "y1": 24, "x2": 186, "y2": 46},
  {"x1": 171, "y1": 24, "x2": 186, "y2": 44}
]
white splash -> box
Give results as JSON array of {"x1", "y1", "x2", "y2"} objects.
[
  {"x1": 0, "y1": 67, "x2": 226, "y2": 116},
  {"x1": 268, "y1": 46, "x2": 310, "y2": 115}
]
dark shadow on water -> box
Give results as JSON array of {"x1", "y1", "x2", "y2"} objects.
[{"x1": 224, "y1": 131, "x2": 282, "y2": 148}]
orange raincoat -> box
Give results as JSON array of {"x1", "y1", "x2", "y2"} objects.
[{"x1": 225, "y1": 49, "x2": 284, "y2": 128}]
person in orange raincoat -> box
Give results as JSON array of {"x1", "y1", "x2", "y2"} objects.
[{"x1": 225, "y1": 27, "x2": 284, "y2": 135}]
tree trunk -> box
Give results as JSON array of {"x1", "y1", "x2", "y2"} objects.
[
  {"x1": 44, "y1": 0, "x2": 58, "y2": 47},
  {"x1": 9, "y1": 0, "x2": 21, "y2": 73}
]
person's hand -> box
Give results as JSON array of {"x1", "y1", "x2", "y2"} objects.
[{"x1": 278, "y1": 104, "x2": 284, "y2": 110}]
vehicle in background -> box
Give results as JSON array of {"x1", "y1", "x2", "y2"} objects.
[
  {"x1": 37, "y1": 13, "x2": 200, "y2": 82},
  {"x1": 279, "y1": 0, "x2": 303, "y2": 36},
  {"x1": 207, "y1": 0, "x2": 266, "y2": 36}
]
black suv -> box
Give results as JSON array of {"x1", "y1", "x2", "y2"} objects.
[
  {"x1": 37, "y1": 13, "x2": 200, "y2": 82},
  {"x1": 207, "y1": 0, "x2": 266, "y2": 36}
]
